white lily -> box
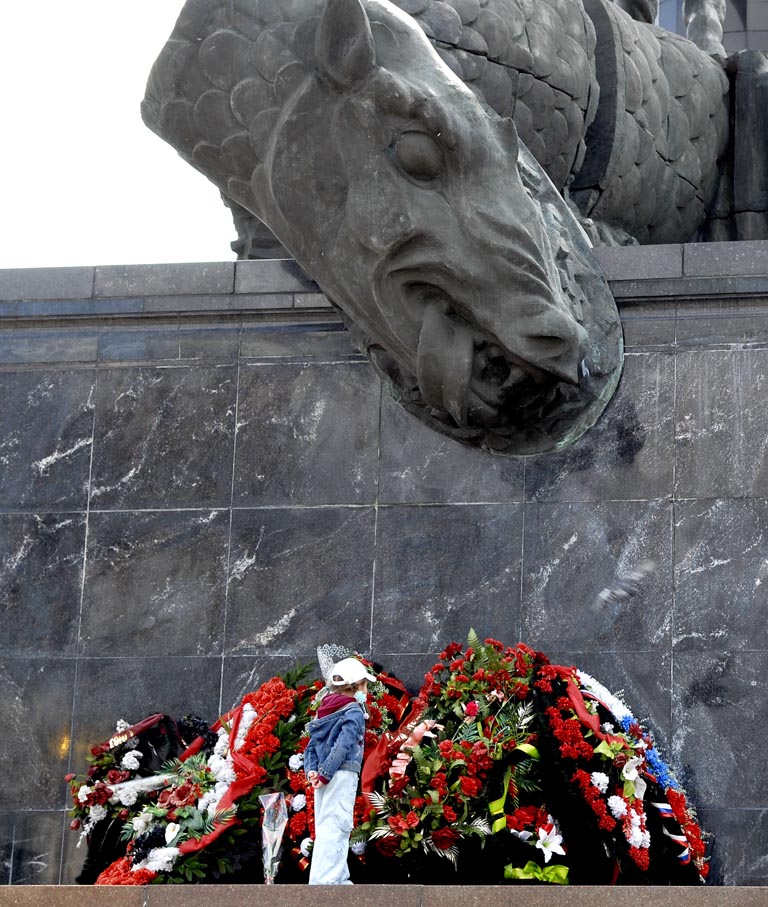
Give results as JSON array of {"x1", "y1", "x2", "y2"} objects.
[
  {"x1": 535, "y1": 824, "x2": 566, "y2": 864},
  {"x1": 164, "y1": 822, "x2": 181, "y2": 845}
]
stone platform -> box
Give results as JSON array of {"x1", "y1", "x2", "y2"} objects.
[
  {"x1": 3, "y1": 241, "x2": 768, "y2": 886},
  {"x1": 1, "y1": 886, "x2": 768, "y2": 906}
]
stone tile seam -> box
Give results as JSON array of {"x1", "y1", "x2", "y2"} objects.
[{"x1": 369, "y1": 381, "x2": 384, "y2": 653}]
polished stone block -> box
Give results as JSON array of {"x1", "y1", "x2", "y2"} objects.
[
  {"x1": 90, "y1": 365, "x2": 237, "y2": 509},
  {"x1": 0, "y1": 266, "x2": 93, "y2": 301},
  {"x1": 684, "y1": 239, "x2": 768, "y2": 276},
  {"x1": 97, "y1": 327, "x2": 181, "y2": 362},
  {"x1": 0, "y1": 814, "x2": 13, "y2": 883},
  {"x1": 0, "y1": 514, "x2": 85, "y2": 656},
  {"x1": 595, "y1": 244, "x2": 683, "y2": 280},
  {"x1": 525, "y1": 352, "x2": 675, "y2": 502},
  {"x1": 72, "y1": 657, "x2": 222, "y2": 768},
  {"x1": 80, "y1": 510, "x2": 229, "y2": 657},
  {"x1": 521, "y1": 501, "x2": 673, "y2": 651},
  {"x1": 676, "y1": 296, "x2": 768, "y2": 348},
  {"x1": 0, "y1": 329, "x2": 99, "y2": 365},
  {"x1": 700, "y1": 808, "x2": 768, "y2": 885},
  {"x1": 378, "y1": 394, "x2": 524, "y2": 504},
  {"x1": 94, "y1": 263, "x2": 234, "y2": 298},
  {"x1": 233, "y1": 362, "x2": 379, "y2": 506},
  {"x1": 368, "y1": 651, "x2": 442, "y2": 695},
  {"x1": 373, "y1": 505, "x2": 523, "y2": 652},
  {"x1": 672, "y1": 651, "x2": 768, "y2": 808},
  {"x1": 674, "y1": 499, "x2": 768, "y2": 651},
  {"x1": 675, "y1": 349, "x2": 768, "y2": 498},
  {"x1": 226, "y1": 507, "x2": 375, "y2": 655},
  {"x1": 10, "y1": 812, "x2": 65, "y2": 885},
  {"x1": 618, "y1": 301, "x2": 676, "y2": 350},
  {"x1": 239, "y1": 327, "x2": 356, "y2": 361},
  {"x1": 0, "y1": 659, "x2": 76, "y2": 811},
  {"x1": 234, "y1": 259, "x2": 317, "y2": 294},
  {"x1": 0, "y1": 370, "x2": 95, "y2": 511}
]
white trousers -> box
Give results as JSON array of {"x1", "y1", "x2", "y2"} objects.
[{"x1": 309, "y1": 770, "x2": 358, "y2": 884}]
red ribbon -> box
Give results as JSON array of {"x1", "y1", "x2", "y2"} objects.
[{"x1": 553, "y1": 667, "x2": 627, "y2": 748}]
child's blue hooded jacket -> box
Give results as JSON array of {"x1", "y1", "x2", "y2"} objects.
[{"x1": 304, "y1": 701, "x2": 365, "y2": 782}]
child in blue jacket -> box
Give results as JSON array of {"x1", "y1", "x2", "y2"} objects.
[{"x1": 304, "y1": 657, "x2": 376, "y2": 884}]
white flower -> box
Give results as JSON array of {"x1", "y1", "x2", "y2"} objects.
[
  {"x1": 89, "y1": 804, "x2": 107, "y2": 823},
  {"x1": 350, "y1": 840, "x2": 367, "y2": 856},
  {"x1": 509, "y1": 829, "x2": 532, "y2": 842},
  {"x1": 115, "y1": 787, "x2": 138, "y2": 807},
  {"x1": 601, "y1": 722, "x2": 616, "y2": 734},
  {"x1": 288, "y1": 754, "x2": 304, "y2": 772},
  {"x1": 590, "y1": 772, "x2": 609, "y2": 793},
  {"x1": 165, "y1": 822, "x2": 181, "y2": 845},
  {"x1": 143, "y1": 847, "x2": 180, "y2": 873},
  {"x1": 121, "y1": 752, "x2": 141, "y2": 771},
  {"x1": 621, "y1": 755, "x2": 643, "y2": 781},
  {"x1": 535, "y1": 824, "x2": 566, "y2": 864},
  {"x1": 132, "y1": 811, "x2": 153, "y2": 835},
  {"x1": 291, "y1": 794, "x2": 307, "y2": 812},
  {"x1": 233, "y1": 704, "x2": 257, "y2": 752},
  {"x1": 115, "y1": 719, "x2": 131, "y2": 733},
  {"x1": 608, "y1": 795, "x2": 627, "y2": 818},
  {"x1": 78, "y1": 785, "x2": 91, "y2": 803},
  {"x1": 577, "y1": 671, "x2": 632, "y2": 721},
  {"x1": 300, "y1": 837, "x2": 313, "y2": 857}
]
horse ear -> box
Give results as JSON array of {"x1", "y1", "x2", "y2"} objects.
[{"x1": 315, "y1": 0, "x2": 376, "y2": 90}]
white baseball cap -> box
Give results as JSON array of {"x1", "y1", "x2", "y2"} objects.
[{"x1": 330, "y1": 657, "x2": 377, "y2": 686}]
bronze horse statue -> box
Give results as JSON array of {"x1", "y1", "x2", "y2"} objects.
[{"x1": 142, "y1": 0, "x2": 737, "y2": 454}]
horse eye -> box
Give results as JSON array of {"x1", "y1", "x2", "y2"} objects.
[{"x1": 393, "y1": 131, "x2": 444, "y2": 182}]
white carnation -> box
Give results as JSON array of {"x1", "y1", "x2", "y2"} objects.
[
  {"x1": 115, "y1": 719, "x2": 131, "y2": 732},
  {"x1": 143, "y1": 846, "x2": 180, "y2": 873},
  {"x1": 590, "y1": 772, "x2": 609, "y2": 793},
  {"x1": 628, "y1": 826, "x2": 649, "y2": 849},
  {"x1": 291, "y1": 794, "x2": 307, "y2": 812},
  {"x1": 77, "y1": 785, "x2": 91, "y2": 803},
  {"x1": 89, "y1": 804, "x2": 107, "y2": 823},
  {"x1": 115, "y1": 786, "x2": 138, "y2": 806},
  {"x1": 300, "y1": 837, "x2": 313, "y2": 857},
  {"x1": 121, "y1": 752, "x2": 141, "y2": 771},
  {"x1": 350, "y1": 840, "x2": 367, "y2": 855},
  {"x1": 288, "y1": 754, "x2": 304, "y2": 772},
  {"x1": 608, "y1": 795, "x2": 627, "y2": 818},
  {"x1": 233, "y1": 704, "x2": 257, "y2": 751}
]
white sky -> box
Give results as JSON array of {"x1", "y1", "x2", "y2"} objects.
[{"x1": 1, "y1": 1, "x2": 236, "y2": 269}]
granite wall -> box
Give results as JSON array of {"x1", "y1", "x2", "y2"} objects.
[{"x1": 2, "y1": 243, "x2": 768, "y2": 885}]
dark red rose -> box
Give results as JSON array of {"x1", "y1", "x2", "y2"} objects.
[
  {"x1": 406, "y1": 811, "x2": 419, "y2": 828},
  {"x1": 70, "y1": 819, "x2": 81, "y2": 831},
  {"x1": 614, "y1": 753, "x2": 628, "y2": 769},
  {"x1": 90, "y1": 745, "x2": 107, "y2": 757},
  {"x1": 443, "y1": 805, "x2": 457, "y2": 822},
  {"x1": 106, "y1": 770, "x2": 131, "y2": 785},
  {"x1": 459, "y1": 776, "x2": 482, "y2": 798},
  {"x1": 431, "y1": 827, "x2": 459, "y2": 850},
  {"x1": 64, "y1": 773, "x2": 75, "y2": 782},
  {"x1": 376, "y1": 836, "x2": 399, "y2": 857},
  {"x1": 118, "y1": 809, "x2": 129, "y2": 820},
  {"x1": 87, "y1": 766, "x2": 99, "y2": 778}
]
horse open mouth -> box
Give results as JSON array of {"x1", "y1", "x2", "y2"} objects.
[{"x1": 413, "y1": 300, "x2": 572, "y2": 432}]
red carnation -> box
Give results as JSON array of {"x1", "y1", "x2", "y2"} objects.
[{"x1": 443, "y1": 805, "x2": 457, "y2": 822}]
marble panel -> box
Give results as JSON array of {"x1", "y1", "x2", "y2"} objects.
[
  {"x1": 617, "y1": 301, "x2": 676, "y2": 350},
  {"x1": 221, "y1": 655, "x2": 314, "y2": 711},
  {"x1": 676, "y1": 297, "x2": 768, "y2": 348},
  {"x1": 525, "y1": 353, "x2": 675, "y2": 502},
  {"x1": 521, "y1": 501, "x2": 673, "y2": 651},
  {"x1": 72, "y1": 657, "x2": 222, "y2": 769},
  {"x1": 177, "y1": 325, "x2": 240, "y2": 362},
  {"x1": 0, "y1": 813, "x2": 13, "y2": 883},
  {"x1": 673, "y1": 651, "x2": 768, "y2": 808},
  {"x1": 675, "y1": 349, "x2": 768, "y2": 499},
  {"x1": 378, "y1": 394, "x2": 524, "y2": 504},
  {"x1": 699, "y1": 808, "x2": 768, "y2": 885},
  {"x1": 0, "y1": 329, "x2": 99, "y2": 365},
  {"x1": 544, "y1": 651, "x2": 672, "y2": 747},
  {"x1": 226, "y1": 507, "x2": 375, "y2": 655},
  {"x1": 0, "y1": 659, "x2": 75, "y2": 810},
  {"x1": 239, "y1": 327, "x2": 356, "y2": 361},
  {"x1": 373, "y1": 504, "x2": 523, "y2": 652},
  {"x1": 11, "y1": 812, "x2": 65, "y2": 884},
  {"x1": 90, "y1": 365, "x2": 237, "y2": 509},
  {"x1": 0, "y1": 370, "x2": 95, "y2": 511},
  {"x1": 674, "y1": 499, "x2": 768, "y2": 651},
  {"x1": 0, "y1": 514, "x2": 86, "y2": 656},
  {"x1": 233, "y1": 362, "x2": 379, "y2": 506},
  {"x1": 367, "y1": 652, "x2": 442, "y2": 695},
  {"x1": 80, "y1": 510, "x2": 229, "y2": 657},
  {"x1": 97, "y1": 327, "x2": 180, "y2": 362}
]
